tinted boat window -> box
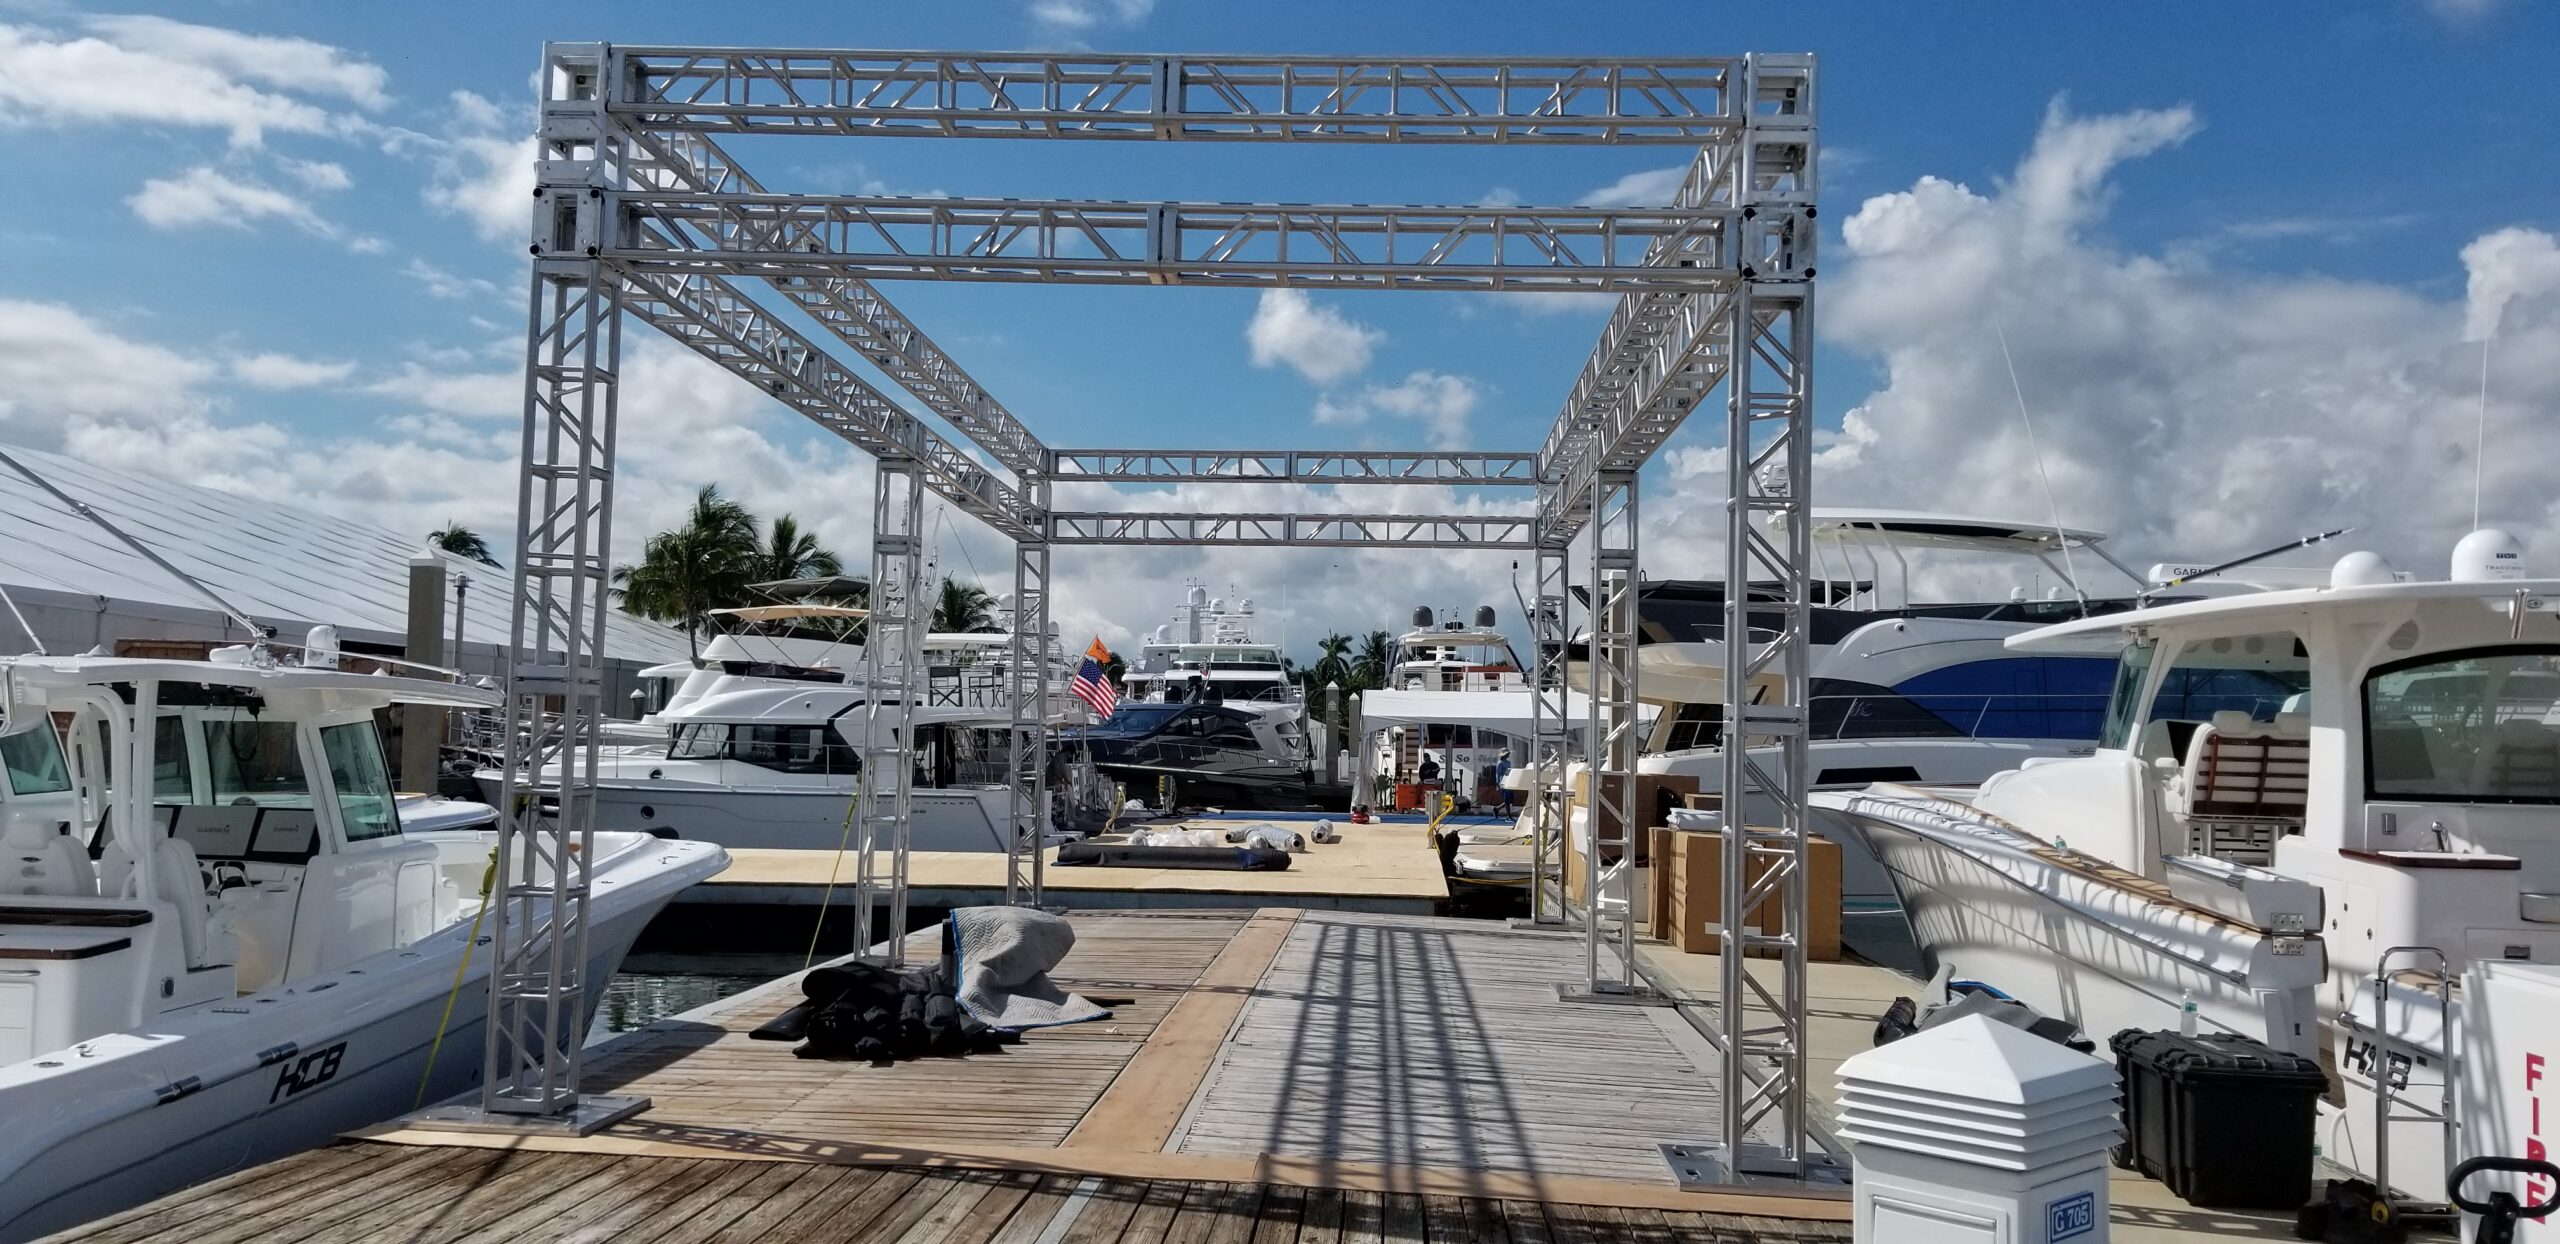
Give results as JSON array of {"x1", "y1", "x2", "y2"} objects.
[{"x1": 2365, "y1": 648, "x2": 2560, "y2": 804}]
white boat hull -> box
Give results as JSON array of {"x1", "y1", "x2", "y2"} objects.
[
  {"x1": 0, "y1": 835, "x2": 725, "y2": 1242},
  {"x1": 475, "y1": 777, "x2": 1017, "y2": 853},
  {"x1": 1833, "y1": 792, "x2": 2459, "y2": 1198}
]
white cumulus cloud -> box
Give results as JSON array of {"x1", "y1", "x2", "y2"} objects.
[
  {"x1": 81, "y1": 15, "x2": 389, "y2": 109},
  {"x1": 229, "y1": 352, "x2": 356, "y2": 390},
  {"x1": 1636, "y1": 98, "x2": 2560, "y2": 591},
  {"x1": 127, "y1": 165, "x2": 330, "y2": 235},
  {"x1": 1245, "y1": 289, "x2": 1383, "y2": 386},
  {"x1": 1026, "y1": 0, "x2": 1155, "y2": 31},
  {"x1": 1313, "y1": 371, "x2": 1484, "y2": 450},
  {"x1": 424, "y1": 91, "x2": 534, "y2": 244},
  {"x1": 0, "y1": 300, "x2": 216, "y2": 440},
  {"x1": 0, "y1": 17, "x2": 381, "y2": 147}
]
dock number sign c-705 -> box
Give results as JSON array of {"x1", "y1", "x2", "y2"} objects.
[{"x1": 2046, "y1": 1191, "x2": 2096, "y2": 1242}]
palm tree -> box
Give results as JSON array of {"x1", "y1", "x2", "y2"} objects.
[
  {"x1": 427, "y1": 522, "x2": 499, "y2": 567},
  {"x1": 1306, "y1": 632, "x2": 1354, "y2": 690},
  {"x1": 932, "y1": 578, "x2": 998, "y2": 633},
  {"x1": 1351, "y1": 629, "x2": 1394, "y2": 689},
  {"x1": 753, "y1": 514, "x2": 842, "y2": 582},
  {"x1": 612, "y1": 485, "x2": 758, "y2": 658}
]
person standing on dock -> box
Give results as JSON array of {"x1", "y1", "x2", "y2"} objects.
[
  {"x1": 1418, "y1": 753, "x2": 1441, "y2": 793},
  {"x1": 1495, "y1": 753, "x2": 1515, "y2": 814}
]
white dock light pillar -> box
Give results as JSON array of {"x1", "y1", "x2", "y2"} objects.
[{"x1": 1836, "y1": 1015, "x2": 2122, "y2": 1244}]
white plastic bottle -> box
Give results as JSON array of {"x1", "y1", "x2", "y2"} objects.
[{"x1": 2177, "y1": 990, "x2": 2199, "y2": 1037}]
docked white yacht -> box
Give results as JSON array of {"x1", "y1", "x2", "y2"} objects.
[
  {"x1": 1627, "y1": 510, "x2": 2158, "y2": 797},
  {"x1": 1120, "y1": 585, "x2": 1305, "y2": 720},
  {"x1": 1353, "y1": 606, "x2": 1528, "y2": 809},
  {"x1": 1815, "y1": 531, "x2": 2559, "y2": 1201},
  {"x1": 1084, "y1": 583, "x2": 1332, "y2": 810},
  {"x1": 0, "y1": 638, "x2": 726, "y2": 1241},
  {"x1": 486, "y1": 605, "x2": 1083, "y2": 851}
]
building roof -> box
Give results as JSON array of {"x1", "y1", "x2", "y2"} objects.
[{"x1": 0, "y1": 440, "x2": 690, "y2": 665}]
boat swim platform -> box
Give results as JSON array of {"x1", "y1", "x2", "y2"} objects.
[
  {"x1": 688, "y1": 822, "x2": 1451, "y2": 914},
  {"x1": 42, "y1": 909, "x2": 1852, "y2": 1244}
]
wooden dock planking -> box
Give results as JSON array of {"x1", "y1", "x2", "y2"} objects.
[
  {"x1": 40, "y1": 910, "x2": 1865, "y2": 1244},
  {"x1": 1174, "y1": 911, "x2": 1749, "y2": 1184}
]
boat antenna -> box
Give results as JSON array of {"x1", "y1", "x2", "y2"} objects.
[
  {"x1": 0, "y1": 445, "x2": 267, "y2": 644},
  {"x1": 1993, "y1": 319, "x2": 2087, "y2": 616},
  {"x1": 2148, "y1": 527, "x2": 2353, "y2": 599},
  {"x1": 2474, "y1": 325, "x2": 2494, "y2": 531}
]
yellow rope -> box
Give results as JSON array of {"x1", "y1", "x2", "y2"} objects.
[
  {"x1": 803, "y1": 785, "x2": 865, "y2": 971},
  {"x1": 1424, "y1": 790, "x2": 1455, "y2": 841},
  {"x1": 413, "y1": 847, "x2": 497, "y2": 1110}
]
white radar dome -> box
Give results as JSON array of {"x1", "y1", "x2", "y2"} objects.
[
  {"x1": 2451, "y1": 529, "x2": 2528, "y2": 583},
  {"x1": 1187, "y1": 586, "x2": 1209, "y2": 605},
  {"x1": 2329, "y1": 551, "x2": 2397, "y2": 588}
]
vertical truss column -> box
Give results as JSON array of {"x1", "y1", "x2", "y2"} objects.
[
  {"x1": 856, "y1": 458, "x2": 926, "y2": 964},
  {"x1": 1006, "y1": 505, "x2": 1052, "y2": 907},
  {"x1": 466, "y1": 43, "x2": 638, "y2": 1129},
  {"x1": 1580, "y1": 471, "x2": 1643, "y2": 994},
  {"x1": 1710, "y1": 51, "x2": 1820, "y2": 1177},
  {"x1": 1525, "y1": 538, "x2": 1573, "y2": 925},
  {"x1": 1713, "y1": 282, "x2": 1816, "y2": 1173}
]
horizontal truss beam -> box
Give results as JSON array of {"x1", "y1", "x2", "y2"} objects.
[
  {"x1": 614, "y1": 50, "x2": 1741, "y2": 143},
  {"x1": 620, "y1": 127, "x2": 1050, "y2": 478},
  {"x1": 1049, "y1": 449, "x2": 1535, "y2": 485},
  {"x1": 1049, "y1": 512, "x2": 1532, "y2": 549},
  {"x1": 615, "y1": 194, "x2": 1743, "y2": 291},
  {"x1": 614, "y1": 265, "x2": 1039, "y2": 540}
]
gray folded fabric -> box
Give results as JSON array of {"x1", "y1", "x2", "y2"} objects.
[{"x1": 948, "y1": 906, "x2": 1110, "y2": 1032}]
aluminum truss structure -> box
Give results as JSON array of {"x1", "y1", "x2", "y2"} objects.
[
  {"x1": 479, "y1": 43, "x2": 1816, "y2": 1179},
  {"x1": 1051, "y1": 450, "x2": 1535, "y2": 485},
  {"x1": 856, "y1": 461, "x2": 928, "y2": 963}
]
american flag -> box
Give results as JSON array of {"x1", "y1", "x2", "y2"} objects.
[{"x1": 1070, "y1": 637, "x2": 1119, "y2": 720}]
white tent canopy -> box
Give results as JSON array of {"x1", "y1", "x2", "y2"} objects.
[
  {"x1": 1349, "y1": 689, "x2": 1659, "y2": 808},
  {"x1": 1356, "y1": 689, "x2": 1657, "y2": 737}
]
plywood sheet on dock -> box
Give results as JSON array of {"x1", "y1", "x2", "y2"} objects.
[
  {"x1": 581, "y1": 912, "x2": 1249, "y2": 1149},
  {"x1": 703, "y1": 822, "x2": 1449, "y2": 903},
  {"x1": 1173, "y1": 911, "x2": 1751, "y2": 1183}
]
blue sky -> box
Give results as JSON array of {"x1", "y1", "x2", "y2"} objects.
[{"x1": 2, "y1": 1, "x2": 2556, "y2": 653}]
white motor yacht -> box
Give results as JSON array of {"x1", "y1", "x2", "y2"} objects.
[
  {"x1": 1120, "y1": 584, "x2": 1307, "y2": 722},
  {"x1": 1814, "y1": 531, "x2": 2559, "y2": 1201},
  {"x1": 1354, "y1": 606, "x2": 1528, "y2": 810},
  {"x1": 0, "y1": 637, "x2": 725, "y2": 1241},
  {"x1": 1624, "y1": 510, "x2": 2162, "y2": 797},
  {"x1": 483, "y1": 606, "x2": 1083, "y2": 851}
]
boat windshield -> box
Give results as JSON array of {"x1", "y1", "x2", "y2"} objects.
[
  {"x1": 0, "y1": 723, "x2": 70, "y2": 795},
  {"x1": 2099, "y1": 640, "x2": 2156, "y2": 751},
  {"x1": 2103, "y1": 632, "x2": 2312, "y2": 754},
  {"x1": 320, "y1": 722, "x2": 400, "y2": 841},
  {"x1": 2365, "y1": 647, "x2": 2560, "y2": 804},
  {"x1": 203, "y1": 718, "x2": 313, "y2": 808}
]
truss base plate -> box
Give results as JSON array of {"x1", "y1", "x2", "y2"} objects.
[
  {"x1": 408, "y1": 1093, "x2": 651, "y2": 1137},
  {"x1": 1657, "y1": 1142, "x2": 1851, "y2": 1191},
  {"x1": 1556, "y1": 981, "x2": 1673, "y2": 1008},
  {"x1": 1506, "y1": 915, "x2": 1571, "y2": 932}
]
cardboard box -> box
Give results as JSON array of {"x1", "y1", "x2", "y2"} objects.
[
  {"x1": 1659, "y1": 829, "x2": 1842, "y2": 961},
  {"x1": 1569, "y1": 771, "x2": 1699, "y2": 864}
]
